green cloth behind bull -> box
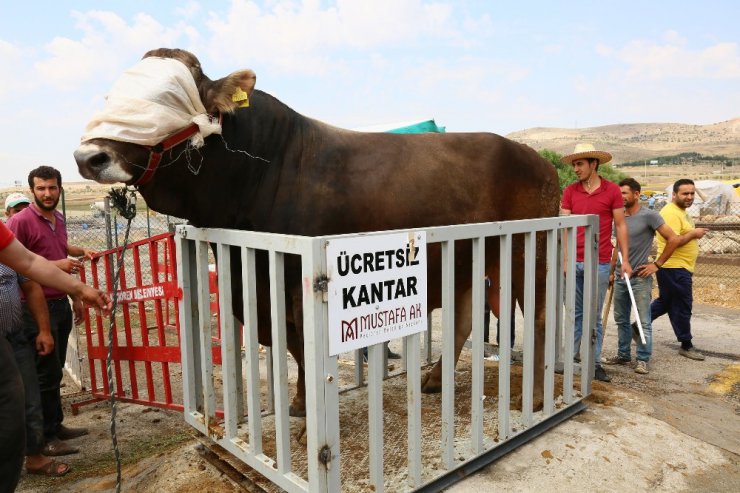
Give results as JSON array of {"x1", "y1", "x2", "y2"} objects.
[{"x1": 385, "y1": 119, "x2": 446, "y2": 134}]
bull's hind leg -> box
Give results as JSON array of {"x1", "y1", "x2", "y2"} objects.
[
  {"x1": 286, "y1": 282, "x2": 307, "y2": 417},
  {"x1": 512, "y1": 235, "x2": 548, "y2": 412},
  {"x1": 421, "y1": 286, "x2": 473, "y2": 393}
]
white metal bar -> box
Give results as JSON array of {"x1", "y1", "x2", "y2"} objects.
[
  {"x1": 183, "y1": 227, "x2": 312, "y2": 255},
  {"x1": 181, "y1": 216, "x2": 590, "y2": 251},
  {"x1": 521, "y1": 232, "x2": 536, "y2": 427},
  {"x1": 265, "y1": 347, "x2": 275, "y2": 414},
  {"x1": 425, "y1": 317, "x2": 433, "y2": 365},
  {"x1": 582, "y1": 217, "x2": 598, "y2": 397},
  {"x1": 218, "y1": 437, "x2": 309, "y2": 493},
  {"x1": 498, "y1": 234, "x2": 512, "y2": 440},
  {"x1": 441, "y1": 240, "x2": 456, "y2": 469},
  {"x1": 303, "y1": 238, "x2": 340, "y2": 491},
  {"x1": 423, "y1": 216, "x2": 588, "y2": 242},
  {"x1": 232, "y1": 313, "x2": 245, "y2": 422},
  {"x1": 176, "y1": 232, "x2": 199, "y2": 423},
  {"x1": 406, "y1": 333, "x2": 422, "y2": 488},
  {"x1": 470, "y1": 236, "x2": 485, "y2": 454},
  {"x1": 543, "y1": 229, "x2": 558, "y2": 416},
  {"x1": 368, "y1": 343, "x2": 385, "y2": 491},
  {"x1": 241, "y1": 247, "x2": 263, "y2": 455},
  {"x1": 554, "y1": 230, "x2": 564, "y2": 369},
  {"x1": 354, "y1": 348, "x2": 364, "y2": 386},
  {"x1": 268, "y1": 251, "x2": 291, "y2": 474},
  {"x1": 562, "y1": 227, "x2": 577, "y2": 404},
  {"x1": 195, "y1": 240, "x2": 216, "y2": 434},
  {"x1": 217, "y1": 244, "x2": 239, "y2": 439}
]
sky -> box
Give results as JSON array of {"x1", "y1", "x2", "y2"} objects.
[{"x1": 0, "y1": 0, "x2": 738, "y2": 186}]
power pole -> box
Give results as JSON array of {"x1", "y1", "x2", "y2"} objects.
[{"x1": 644, "y1": 159, "x2": 647, "y2": 182}]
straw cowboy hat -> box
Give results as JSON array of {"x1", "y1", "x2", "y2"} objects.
[{"x1": 560, "y1": 143, "x2": 612, "y2": 165}]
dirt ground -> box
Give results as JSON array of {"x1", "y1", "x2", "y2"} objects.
[
  {"x1": 15, "y1": 303, "x2": 739, "y2": 493},
  {"x1": 449, "y1": 303, "x2": 740, "y2": 493}
]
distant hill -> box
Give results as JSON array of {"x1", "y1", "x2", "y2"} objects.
[{"x1": 506, "y1": 118, "x2": 740, "y2": 164}]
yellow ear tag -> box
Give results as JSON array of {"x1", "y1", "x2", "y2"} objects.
[{"x1": 232, "y1": 87, "x2": 250, "y2": 107}]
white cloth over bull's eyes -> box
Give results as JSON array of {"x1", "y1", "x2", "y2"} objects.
[{"x1": 81, "y1": 57, "x2": 221, "y2": 147}]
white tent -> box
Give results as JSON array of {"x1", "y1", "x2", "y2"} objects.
[{"x1": 665, "y1": 179, "x2": 740, "y2": 216}]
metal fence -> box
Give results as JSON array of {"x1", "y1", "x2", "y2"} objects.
[
  {"x1": 64, "y1": 196, "x2": 185, "y2": 282},
  {"x1": 175, "y1": 215, "x2": 598, "y2": 492}
]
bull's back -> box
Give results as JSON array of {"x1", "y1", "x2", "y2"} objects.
[{"x1": 291, "y1": 129, "x2": 559, "y2": 234}]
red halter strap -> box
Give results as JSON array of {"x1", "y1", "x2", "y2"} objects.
[
  {"x1": 134, "y1": 113, "x2": 222, "y2": 186},
  {"x1": 134, "y1": 123, "x2": 200, "y2": 186}
]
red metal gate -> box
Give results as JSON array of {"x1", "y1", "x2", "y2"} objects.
[{"x1": 72, "y1": 232, "x2": 224, "y2": 414}]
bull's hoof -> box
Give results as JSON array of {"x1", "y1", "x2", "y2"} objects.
[
  {"x1": 294, "y1": 424, "x2": 308, "y2": 446},
  {"x1": 511, "y1": 395, "x2": 545, "y2": 412},
  {"x1": 421, "y1": 372, "x2": 442, "y2": 394},
  {"x1": 533, "y1": 397, "x2": 544, "y2": 412},
  {"x1": 289, "y1": 403, "x2": 306, "y2": 417}
]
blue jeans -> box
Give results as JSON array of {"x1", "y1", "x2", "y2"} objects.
[
  {"x1": 573, "y1": 262, "x2": 610, "y2": 366},
  {"x1": 7, "y1": 327, "x2": 45, "y2": 455},
  {"x1": 22, "y1": 298, "x2": 72, "y2": 440},
  {"x1": 613, "y1": 275, "x2": 653, "y2": 362},
  {"x1": 651, "y1": 268, "x2": 693, "y2": 342}
]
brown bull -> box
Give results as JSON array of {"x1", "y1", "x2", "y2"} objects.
[{"x1": 74, "y1": 48, "x2": 560, "y2": 416}]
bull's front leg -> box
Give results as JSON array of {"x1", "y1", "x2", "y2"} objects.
[
  {"x1": 286, "y1": 325, "x2": 306, "y2": 417},
  {"x1": 532, "y1": 309, "x2": 546, "y2": 411}
]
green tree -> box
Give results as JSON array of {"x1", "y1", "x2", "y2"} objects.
[{"x1": 539, "y1": 149, "x2": 626, "y2": 191}]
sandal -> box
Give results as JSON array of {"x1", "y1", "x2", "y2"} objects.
[{"x1": 27, "y1": 459, "x2": 71, "y2": 477}]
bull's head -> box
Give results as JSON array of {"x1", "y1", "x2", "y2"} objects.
[{"x1": 74, "y1": 48, "x2": 256, "y2": 185}]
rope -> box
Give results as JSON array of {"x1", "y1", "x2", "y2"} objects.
[{"x1": 104, "y1": 186, "x2": 137, "y2": 492}]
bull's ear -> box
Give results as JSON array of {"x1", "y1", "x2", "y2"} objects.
[{"x1": 203, "y1": 69, "x2": 256, "y2": 114}]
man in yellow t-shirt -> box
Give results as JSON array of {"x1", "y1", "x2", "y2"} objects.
[{"x1": 650, "y1": 179, "x2": 708, "y2": 361}]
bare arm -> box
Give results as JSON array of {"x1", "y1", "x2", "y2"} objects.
[
  {"x1": 68, "y1": 244, "x2": 96, "y2": 260},
  {"x1": 638, "y1": 225, "x2": 708, "y2": 277},
  {"x1": 676, "y1": 227, "x2": 709, "y2": 246},
  {"x1": 560, "y1": 208, "x2": 571, "y2": 272},
  {"x1": 53, "y1": 257, "x2": 83, "y2": 274},
  {"x1": 19, "y1": 279, "x2": 54, "y2": 356},
  {"x1": 612, "y1": 208, "x2": 632, "y2": 277},
  {"x1": 72, "y1": 297, "x2": 84, "y2": 325},
  {"x1": 0, "y1": 238, "x2": 111, "y2": 314},
  {"x1": 608, "y1": 239, "x2": 618, "y2": 285}
]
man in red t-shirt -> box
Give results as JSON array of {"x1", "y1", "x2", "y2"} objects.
[{"x1": 560, "y1": 143, "x2": 631, "y2": 382}]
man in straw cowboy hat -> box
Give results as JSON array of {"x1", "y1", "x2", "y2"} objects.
[{"x1": 560, "y1": 143, "x2": 632, "y2": 382}]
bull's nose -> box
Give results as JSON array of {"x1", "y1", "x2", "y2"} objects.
[{"x1": 74, "y1": 148, "x2": 111, "y2": 175}]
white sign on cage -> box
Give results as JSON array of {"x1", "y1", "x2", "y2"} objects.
[{"x1": 326, "y1": 231, "x2": 428, "y2": 356}]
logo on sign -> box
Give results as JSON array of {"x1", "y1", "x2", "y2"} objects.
[{"x1": 340, "y1": 303, "x2": 424, "y2": 342}]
